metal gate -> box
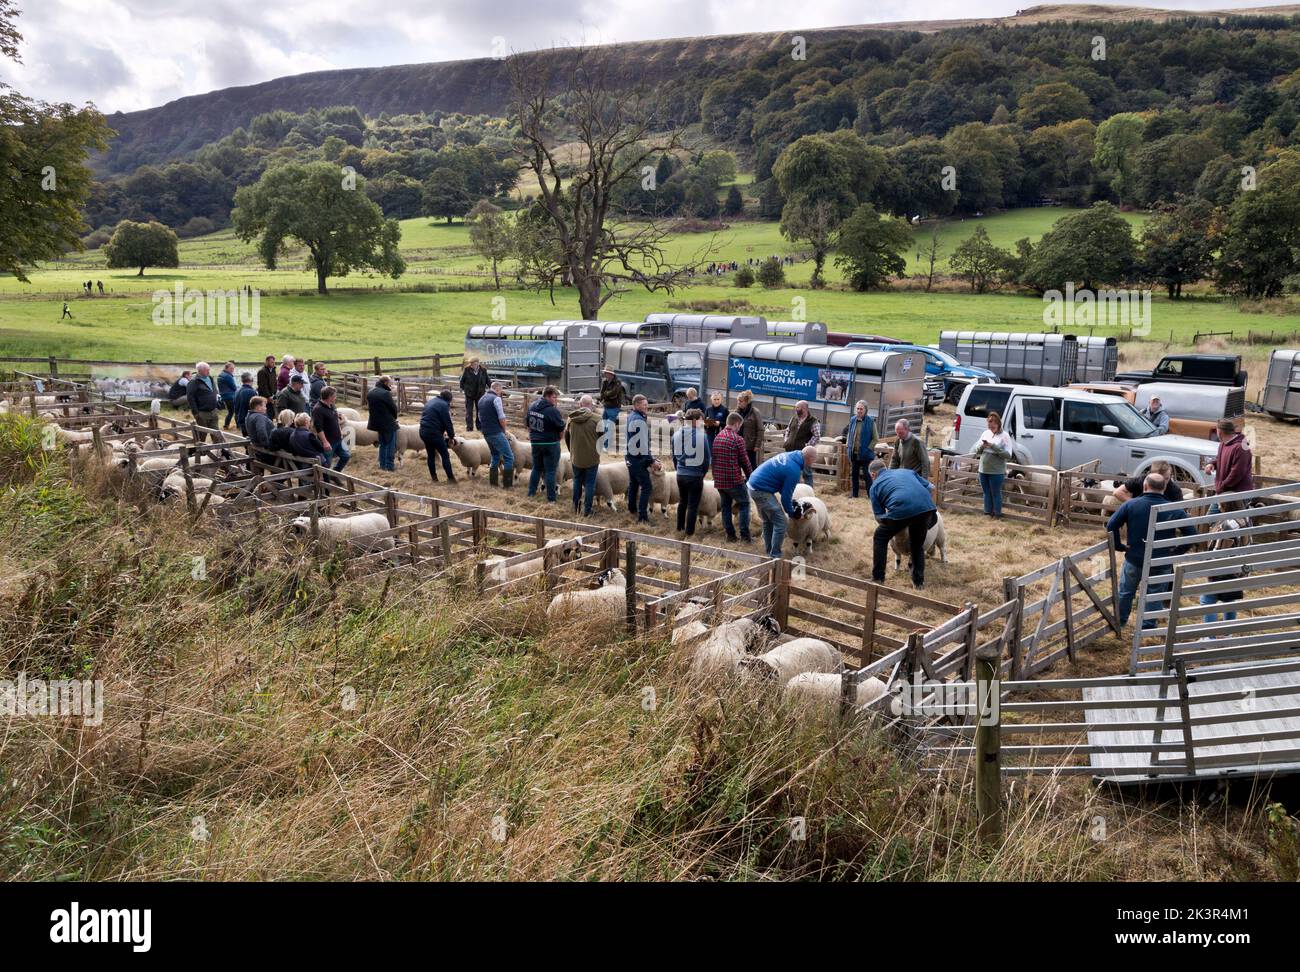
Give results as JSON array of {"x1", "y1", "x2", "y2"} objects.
[{"x1": 562, "y1": 323, "x2": 602, "y2": 394}]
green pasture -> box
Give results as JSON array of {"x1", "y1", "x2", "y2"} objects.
[{"x1": 3, "y1": 206, "x2": 1294, "y2": 364}]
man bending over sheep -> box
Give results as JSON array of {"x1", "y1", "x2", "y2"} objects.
[
  {"x1": 868, "y1": 459, "x2": 937, "y2": 590},
  {"x1": 748, "y1": 446, "x2": 816, "y2": 558}
]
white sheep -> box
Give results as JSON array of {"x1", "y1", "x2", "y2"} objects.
[
  {"x1": 783, "y1": 672, "x2": 887, "y2": 708},
  {"x1": 1006, "y1": 465, "x2": 1055, "y2": 499},
  {"x1": 691, "y1": 616, "x2": 782, "y2": 673},
  {"x1": 742, "y1": 637, "x2": 841, "y2": 685},
  {"x1": 336, "y1": 407, "x2": 362, "y2": 422},
  {"x1": 649, "y1": 465, "x2": 679, "y2": 517},
  {"x1": 483, "y1": 536, "x2": 584, "y2": 584},
  {"x1": 346, "y1": 419, "x2": 378, "y2": 447},
  {"x1": 158, "y1": 470, "x2": 215, "y2": 501},
  {"x1": 594, "y1": 462, "x2": 629, "y2": 511},
  {"x1": 505, "y1": 431, "x2": 532, "y2": 470},
  {"x1": 545, "y1": 567, "x2": 627, "y2": 621},
  {"x1": 290, "y1": 511, "x2": 396, "y2": 550},
  {"x1": 785, "y1": 497, "x2": 831, "y2": 555},
  {"x1": 451, "y1": 437, "x2": 491, "y2": 475},
  {"x1": 792, "y1": 483, "x2": 815, "y2": 501},
  {"x1": 890, "y1": 510, "x2": 947, "y2": 570}
]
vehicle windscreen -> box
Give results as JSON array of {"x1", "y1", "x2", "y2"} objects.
[
  {"x1": 668, "y1": 352, "x2": 702, "y2": 373},
  {"x1": 926, "y1": 349, "x2": 962, "y2": 368},
  {"x1": 1107, "y1": 402, "x2": 1158, "y2": 437},
  {"x1": 963, "y1": 387, "x2": 1011, "y2": 418}
]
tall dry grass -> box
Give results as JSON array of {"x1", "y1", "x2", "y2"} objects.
[{"x1": 0, "y1": 413, "x2": 1288, "y2": 881}]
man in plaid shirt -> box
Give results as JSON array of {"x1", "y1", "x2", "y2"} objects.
[{"x1": 711, "y1": 412, "x2": 753, "y2": 543}]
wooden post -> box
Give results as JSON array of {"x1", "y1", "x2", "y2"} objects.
[
  {"x1": 961, "y1": 601, "x2": 979, "y2": 682},
  {"x1": 384, "y1": 490, "x2": 399, "y2": 529},
  {"x1": 472, "y1": 508, "x2": 487, "y2": 551},
  {"x1": 861, "y1": 584, "x2": 879, "y2": 665},
  {"x1": 774, "y1": 557, "x2": 791, "y2": 630},
  {"x1": 408, "y1": 523, "x2": 419, "y2": 568},
  {"x1": 178, "y1": 449, "x2": 197, "y2": 515},
  {"x1": 974, "y1": 644, "x2": 1003, "y2": 843},
  {"x1": 679, "y1": 543, "x2": 691, "y2": 590},
  {"x1": 601, "y1": 529, "x2": 618, "y2": 572},
  {"x1": 440, "y1": 521, "x2": 453, "y2": 567},
  {"x1": 624, "y1": 540, "x2": 638, "y2": 635}
]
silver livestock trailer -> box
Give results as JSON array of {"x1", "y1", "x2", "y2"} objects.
[
  {"x1": 542, "y1": 319, "x2": 670, "y2": 343},
  {"x1": 939, "y1": 331, "x2": 1116, "y2": 386},
  {"x1": 766, "y1": 320, "x2": 829, "y2": 344},
  {"x1": 705, "y1": 339, "x2": 926, "y2": 434},
  {"x1": 464, "y1": 323, "x2": 602, "y2": 394},
  {"x1": 645, "y1": 313, "x2": 768, "y2": 346},
  {"x1": 1262, "y1": 349, "x2": 1300, "y2": 419}
]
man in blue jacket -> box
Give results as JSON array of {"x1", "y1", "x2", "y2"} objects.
[
  {"x1": 1107, "y1": 473, "x2": 1196, "y2": 628},
  {"x1": 748, "y1": 446, "x2": 816, "y2": 558},
  {"x1": 478, "y1": 381, "x2": 513, "y2": 487},
  {"x1": 527, "y1": 385, "x2": 567, "y2": 502},
  {"x1": 419, "y1": 388, "x2": 457, "y2": 483},
  {"x1": 840, "y1": 400, "x2": 876, "y2": 499},
  {"x1": 868, "y1": 459, "x2": 937, "y2": 589},
  {"x1": 217, "y1": 361, "x2": 238, "y2": 430},
  {"x1": 233, "y1": 371, "x2": 257, "y2": 434}
]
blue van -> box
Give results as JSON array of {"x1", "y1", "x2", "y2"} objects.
[{"x1": 845, "y1": 342, "x2": 999, "y2": 403}]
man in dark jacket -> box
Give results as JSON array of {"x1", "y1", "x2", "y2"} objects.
[
  {"x1": 186, "y1": 362, "x2": 221, "y2": 443},
  {"x1": 460, "y1": 358, "x2": 490, "y2": 432},
  {"x1": 1211, "y1": 419, "x2": 1253, "y2": 509},
  {"x1": 599, "y1": 368, "x2": 623, "y2": 452},
  {"x1": 783, "y1": 400, "x2": 820, "y2": 486},
  {"x1": 889, "y1": 419, "x2": 927, "y2": 475},
  {"x1": 1107, "y1": 473, "x2": 1197, "y2": 628},
  {"x1": 527, "y1": 385, "x2": 567, "y2": 502},
  {"x1": 478, "y1": 381, "x2": 513, "y2": 487},
  {"x1": 274, "y1": 375, "x2": 308, "y2": 418},
  {"x1": 367, "y1": 375, "x2": 400, "y2": 472},
  {"x1": 312, "y1": 387, "x2": 349, "y2": 472},
  {"x1": 244, "y1": 397, "x2": 275, "y2": 461},
  {"x1": 736, "y1": 390, "x2": 763, "y2": 470},
  {"x1": 233, "y1": 372, "x2": 257, "y2": 434},
  {"x1": 308, "y1": 362, "x2": 329, "y2": 410},
  {"x1": 168, "y1": 371, "x2": 192, "y2": 406},
  {"x1": 625, "y1": 395, "x2": 654, "y2": 523},
  {"x1": 289, "y1": 413, "x2": 329, "y2": 465},
  {"x1": 256, "y1": 356, "x2": 278, "y2": 400},
  {"x1": 419, "y1": 389, "x2": 457, "y2": 483}
]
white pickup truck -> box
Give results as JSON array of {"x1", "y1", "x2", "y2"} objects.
[{"x1": 951, "y1": 384, "x2": 1221, "y2": 485}]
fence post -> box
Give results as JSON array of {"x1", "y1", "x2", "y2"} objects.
[
  {"x1": 974, "y1": 644, "x2": 1003, "y2": 843},
  {"x1": 385, "y1": 490, "x2": 398, "y2": 529},
  {"x1": 625, "y1": 540, "x2": 638, "y2": 635},
  {"x1": 774, "y1": 558, "x2": 791, "y2": 630},
  {"x1": 861, "y1": 583, "x2": 879, "y2": 665},
  {"x1": 961, "y1": 601, "x2": 979, "y2": 682},
  {"x1": 440, "y1": 520, "x2": 453, "y2": 567}
]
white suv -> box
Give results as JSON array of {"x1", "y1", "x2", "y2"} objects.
[{"x1": 951, "y1": 384, "x2": 1220, "y2": 485}]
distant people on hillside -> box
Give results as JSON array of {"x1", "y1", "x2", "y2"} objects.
[
  {"x1": 96, "y1": 280, "x2": 104, "y2": 295},
  {"x1": 60, "y1": 302, "x2": 72, "y2": 320}
]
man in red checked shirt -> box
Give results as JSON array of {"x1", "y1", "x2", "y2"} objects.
[
  {"x1": 1210, "y1": 419, "x2": 1254, "y2": 510},
  {"x1": 711, "y1": 411, "x2": 753, "y2": 543}
]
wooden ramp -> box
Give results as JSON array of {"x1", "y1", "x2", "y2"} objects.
[{"x1": 1084, "y1": 661, "x2": 1300, "y2": 783}]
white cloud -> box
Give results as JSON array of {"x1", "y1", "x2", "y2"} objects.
[{"x1": 0, "y1": 0, "x2": 1292, "y2": 111}]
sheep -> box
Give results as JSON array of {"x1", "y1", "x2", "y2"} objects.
[
  {"x1": 694, "y1": 483, "x2": 722, "y2": 528},
  {"x1": 336, "y1": 407, "x2": 362, "y2": 422},
  {"x1": 556, "y1": 451, "x2": 572, "y2": 485},
  {"x1": 451, "y1": 437, "x2": 491, "y2": 475},
  {"x1": 545, "y1": 567, "x2": 626, "y2": 621},
  {"x1": 785, "y1": 497, "x2": 831, "y2": 556},
  {"x1": 346, "y1": 419, "x2": 378, "y2": 447},
  {"x1": 158, "y1": 470, "x2": 215, "y2": 501},
  {"x1": 690, "y1": 616, "x2": 782, "y2": 673},
  {"x1": 1006, "y1": 465, "x2": 1055, "y2": 499},
  {"x1": 741, "y1": 637, "x2": 841, "y2": 685},
  {"x1": 669, "y1": 597, "x2": 713, "y2": 646},
  {"x1": 482, "y1": 536, "x2": 585, "y2": 584},
  {"x1": 890, "y1": 510, "x2": 947, "y2": 570},
  {"x1": 395, "y1": 423, "x2": 426, "y2": 458},
  {"x1": 649, "y1": 465, "x2": 679, "y2": 517},
  {"x1": 792, "y1": 483, "x2": 815, "y2": 501},
  {"x1": 290, "y1": 511, "x2": 396, "y2": 551},
  {"x1": 784, "y1": 672, "x2": 888, "y2": 708},
  {"x1": 594, "y1": 462, "x2": 629, "y2": 511},
  {"x1": 505, "y1": 431, "x2": 532, "y2": 470}
]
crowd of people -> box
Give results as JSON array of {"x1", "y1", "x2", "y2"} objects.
[{"x1": 162, "y1": 353, "x2": 1263, "y2": 616}]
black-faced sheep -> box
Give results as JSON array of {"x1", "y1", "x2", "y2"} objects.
[
  {"x1": 741, "y1": 637, "x2": 841, "y2": 685},
  {"x1": 545, "y1": 567, "x2": 626, "y2": 621},
  {"x1": 690, "y1": 615, "x2": 782, "y2": 673},
  {"x1": 785, "y1": 497, "x2": 831, "y2": 555}
]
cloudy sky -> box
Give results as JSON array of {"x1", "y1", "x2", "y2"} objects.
[{"x1": 1, "y1": 0, "x2": 1293, "y2": 113}]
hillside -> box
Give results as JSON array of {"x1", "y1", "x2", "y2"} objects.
[{"x1": 96, "y1": 4, "x2": 1300, "y2": 175}]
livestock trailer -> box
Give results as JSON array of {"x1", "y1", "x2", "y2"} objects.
[
  {"x1": 939, "y1": 331, "x2": 1116, "y2": 386},
  {"x1": 645, "y1": 313, "x2": 768, "y2": 346},
  {"x1": 765, "y1": 321, "x2": 829, "y2": 344},
  {"x1": 1262, "y1": 349, "x2": 1300, "y2": 419},
  {"x1": 464, "y1": 323, "x2": 602, "y2": 394},
  {"x1": 705, "y1": 339, "x2": 926, "y2": 434},
  {"x1": 542, "y1": 319, "x2": 670, "y2": 343}
]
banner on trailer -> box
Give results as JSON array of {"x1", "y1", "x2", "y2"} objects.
[
  {"x1": 465, "y1": 338, "x2": 563, "y2": 373},
  {"x1": 728, "y1": 357, "x2": 853, "y2": 404}
]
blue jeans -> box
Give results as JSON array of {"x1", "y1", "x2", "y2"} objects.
[
  {"x1": 750, "y1": 488, "x2": 788, "y2": 557},
  {"x1": 377, "y1": 429, "x2": 398, "y2": 470},
  {"x1": 572, "y1": 465, "x2": 598, "y2": 516},
  {"x1": 719, "y1": 484, "x2": 751, "y2": 540},
  {"x1": 1201, "y1": 593, "x2": 1238, "y2": 624},
  {"x1": 601, "y1": 407, "x2": 621, "y2": 452},
  {"x1": 1116, "y1": 559, "x2": 1169, "y2": 630},
  {"x1": 979, "y1": 472, "x2": 1004, "y2": 515},
  {"x1": 484, "y1": 432, "x2": 514, "y2": 473},
  {"x1": 529, "y1": 442, "x2": 560, "y2": 501},
  {"x1": 626, "y1": 456, "x2": 652, "y2": 520},
  {"x1": 330, "y1": 441, "x2": 350, "y2": 473}
]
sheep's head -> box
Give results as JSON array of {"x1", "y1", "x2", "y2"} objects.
[
  {"x1": 290, "y1": 516, "x2": 312, "y2": 534},
  {"x1": 790, "y1": 500, "x2": 813, "y2": 520},
  {"x1": 755, "y1": 615, "x2": 781, "y2": 636},
  {"x1": 593, "y1": 567, "x2": 626, "y2": 588},
  {"x1": 550, "y1": 537, "x2": 583, "y2": 564}
]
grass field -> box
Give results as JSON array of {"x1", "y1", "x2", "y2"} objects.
[{"x1": 3, "y1": 207, "x2": 1299, "y2": 364}]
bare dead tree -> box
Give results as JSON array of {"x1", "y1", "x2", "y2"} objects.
[
  {"x1": 922, "y1": 224, "x2": 943, "y2": 292},
  {"x1": 507, "y1": 47, "x2": 699, "y2": 319}
]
